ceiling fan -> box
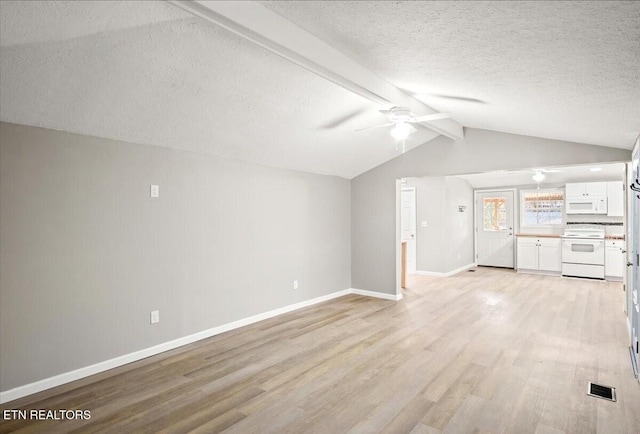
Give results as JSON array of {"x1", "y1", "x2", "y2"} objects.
[
  {"x1": 526, "y1": 168, "x2": 562, "y2": 184},
  {"x1": 355, "y1": 106, "x2": 451, "y2": 151}
]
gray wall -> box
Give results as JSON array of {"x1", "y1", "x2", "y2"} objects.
[
  {"x1": 407, "y1": 177, "x2": 473, "y2": 274},
  {"x1": 352, "y1": 128, "x2": 631, "y2": 294},
  {"x1": 0, "y1": 122, "x2": 351, "y2": 392}
]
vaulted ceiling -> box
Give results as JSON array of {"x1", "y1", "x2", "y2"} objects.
[{"x1": 1, "y1": 1, "x2": 638, "y2": 179}]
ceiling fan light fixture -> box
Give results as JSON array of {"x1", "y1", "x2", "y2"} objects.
[
  {"x1": 532, "y1": 171, "x2": 545, "y2": 182},
  {"x1": 390, "y1": 122, "x2": 412, "y2": 141}
]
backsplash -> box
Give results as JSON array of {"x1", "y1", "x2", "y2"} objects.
[
  {"x1": 566, "y1": 222, "x2": 623, "y2": 226},
  {"x1": 565, "y1": 213, "x2": 623, "y2": 225}
]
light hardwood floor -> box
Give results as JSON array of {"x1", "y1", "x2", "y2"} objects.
[{"x1": 1, "y1": 267, "x2": 639, "y2": 433}]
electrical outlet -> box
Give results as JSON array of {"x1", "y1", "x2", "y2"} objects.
[
  {"x1": 293, "y1": 280, "x2": 299, "y2": 290},
  {"x1": 150, "y1": 310, "x2": 160, "y2": 324},
  {"x1": 150, "y1": 184, "x2": 159, "y2": 198}
]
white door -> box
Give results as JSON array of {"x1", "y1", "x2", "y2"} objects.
[
  {"x1": 628, "y1": 146, "x2": 639, "y2": 373},
  {"x1": 476, "y1": 191, "x2": 515, "y2": 268},
  {"x1": 401, "y1": 187, "x2": 417, "y2": 273}
]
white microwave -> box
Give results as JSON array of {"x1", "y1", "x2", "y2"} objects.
[{"x1": 565, "y1": 196, "x2": 607, "y2": 214}]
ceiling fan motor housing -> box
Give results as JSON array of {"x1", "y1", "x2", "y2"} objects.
[{"x1": 390, "y1": 107, "x2": 413, "y2": 122}]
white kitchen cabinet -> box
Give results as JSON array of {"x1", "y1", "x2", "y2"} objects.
[
  {"x1": 605, "y1": 239, "x2": 625, "y2": 280},
  {"x1": 607, "y1": 181, "x2": 624, "y2": 217},
  {"x1": 517, "y1": 237, "x2": 561, "y2": 273},
  {"x1": 565, "y1": 182, "x2": 607, "y2": 197},
  {"x1": 517, "y1": 238, "x2": 539, "y2": 270},
  {"x1": 539, "y1": 241, "x2": 562, "y2": 272}
]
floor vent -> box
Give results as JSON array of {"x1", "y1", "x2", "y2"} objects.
[{"x1": 587, "y1": 382, "x2": 616, "y2": 402}]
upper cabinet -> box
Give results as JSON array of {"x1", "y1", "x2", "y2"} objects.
[
  {"x1": 607, "y1": 181, "x2": 624, "y2": 217},
  {"x1": 565, "y1": 182, "x2": 607, "y2": 197}
]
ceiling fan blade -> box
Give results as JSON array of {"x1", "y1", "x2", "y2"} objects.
[
  {"x1": 429, "y1": 94, "x2": 488, "y2": 104},
  {"x1": 411, "y1": 113, "x2": 452, "y2": 123},
  {"x1": 318, "y1": 108, "x2": 367, "y2": 130},
  {"x1": 354, "y1": 122, "x2": 394, "y2": 132}
]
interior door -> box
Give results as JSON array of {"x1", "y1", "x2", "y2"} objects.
[
  {"x1": 401, "y1": 187, "x2": 417, "y2": 273},
  {"x1": 628, "y1": 147, "x2": 639, "y2": 374},
  {"x1": 476, "y1": 190, "x2": 515, "y2": 268}
]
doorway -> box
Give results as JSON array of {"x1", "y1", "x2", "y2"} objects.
[
  {"x1": 475, "y1": 190, "x2": 515, "y2": 268},
  {"x1": 401, "y1": 187, "x2": 417, "y2": 273}
]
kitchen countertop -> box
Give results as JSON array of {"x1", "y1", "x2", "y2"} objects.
[{"x1": 516, "y1": 233, "x2": 625, "y2": 240}]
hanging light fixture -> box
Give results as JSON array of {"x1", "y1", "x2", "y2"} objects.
[
  {"x1": 390, "y1": 121, "x2": 412, "y2": 141},
  {"x1": 390, "y1": 122, "x2": 413, "y2": 153},
  {"x1": 532, "y1": 170, "x2": 545, "y2": 183}
]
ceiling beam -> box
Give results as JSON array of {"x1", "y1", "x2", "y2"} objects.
[{"x1": 168, "y1": 0, "x2": 464, "y2": 140}]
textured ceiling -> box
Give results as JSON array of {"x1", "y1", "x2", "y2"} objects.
[
  {"x1": 1, "y1": 1, "x2": 638, "y2": 179},
  {"x1": 264, "y1": 0, "x2": 640, "y2": 149},
  {"x1": 0, "y1": 0, "x2": 437, "y2": 179}
]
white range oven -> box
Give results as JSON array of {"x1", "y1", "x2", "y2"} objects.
[{"x1": 561, "y1": 226, "x2": 605, "y2": 279}]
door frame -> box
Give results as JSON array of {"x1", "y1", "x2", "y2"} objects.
[
  {"x1": 395, "y1": 179, "x2": 403, "y2": 299},
  {"x1": 473, "y1": 188, "x2": 518, "y2": 268}
]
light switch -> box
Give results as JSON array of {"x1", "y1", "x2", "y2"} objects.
[
  {"x1": 150, "y1": 310, "x2": 160, "y2": 324},
  {"x1": 150, "y1": 184, "x2": 159, "y2": 198},
  {"x1": 421, "y1": 221, "x2": 428, "y2": 228}
]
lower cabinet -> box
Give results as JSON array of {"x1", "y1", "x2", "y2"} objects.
[
  {"x1": 517, "y1": 237, "x2": 561, "y2": 273},
  {"x1": 605, "y1": 239, "x2": 625, "y2": 280}
]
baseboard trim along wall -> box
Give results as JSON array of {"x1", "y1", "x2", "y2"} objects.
[
  {"x1": 414, "y1": 263, "x2": 477, "y2": 278},
  {"x1": 351, "y1": 288, "x2": 403, "y2": 301},
  {"x1": 0, "y1": 287, "x2": 400, "y2": 404}
]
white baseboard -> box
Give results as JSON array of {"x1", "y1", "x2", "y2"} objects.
[
  {"x1": 414, "y1": 263, "x2": 476, "y2": 278},
  {"x1": 0, "y1": 287, "x2": 398, "y2": 404},
  {"x1": 414, "y1": 270, "x2": 447, "y2": 277},
  {"x1": 350, "y1": 288, "x2": 403, "y2": 301}
]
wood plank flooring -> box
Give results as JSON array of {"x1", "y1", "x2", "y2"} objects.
[{"x1": 1, "y1": 267, "x2": 639, "y2": 433}]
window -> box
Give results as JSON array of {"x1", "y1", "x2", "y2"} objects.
[
  {"x1": 520, "y1": 189, "x2": 564, "y2": 227},
  {"x1": 483, "y1": 196, "x2": 507, "y2": 231}
]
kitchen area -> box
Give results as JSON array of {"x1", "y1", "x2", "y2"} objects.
[
  {"x1": 515, "y1": 180, "x2": 625, "y2": 281},
  {"x1": 513, "y1": 169, "x2": 640, "y2": 378},
  {"x1": 409, "y1": 159, "x2": 639, "y2": 378},
  {"x1": 462, "y1": 159, "x2": 639, "y2": 379}
]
